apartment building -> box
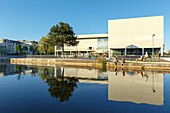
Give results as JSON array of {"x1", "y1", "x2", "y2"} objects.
[
  {"x1": 18, "y1": 40, "x2": 38, "y2": 54},
  {"x1": 0, "y1": 38, "x2": 38, "y2": 55}
]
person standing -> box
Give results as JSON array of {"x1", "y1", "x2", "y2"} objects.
[
  {"x1": 121, "y1": 57, "x2": 126, "y2": 66},
  {"x1": 113, "y1": 57, "x2": 118, "y2": 67},
  {"x1": 144, "y1": 52, "x2": 148, "y2": 61}
]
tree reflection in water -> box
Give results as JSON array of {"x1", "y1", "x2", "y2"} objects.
[
  {"x1": 16, "y1": 65, "x2": 29, "y2": 80},
  {"x1": 38, "y1": 67, "x2": 79, "y2": 102},
  {"x1": 15, "y1": 65, "x2": 38, "y2": 79}
]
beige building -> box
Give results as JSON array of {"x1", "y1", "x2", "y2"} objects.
[
  {"x1": 108, "y1": 16, "x2": 164, "y2": 56},
  {"x1": 55, "y1": 16, "x2": 164, "y2": 57},
  {"x1": 55, "y1": 34, "x2": 108, "y2": 57}
]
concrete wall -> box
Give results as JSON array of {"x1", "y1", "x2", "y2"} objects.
[
  {"x1": 63, "y1": 34, "x2": 108, "y2": 52},
  {"x1": 64, "y1": 38, "x2": 98, "y2": 51},
  {"x1": 108, "y1": 16, "x2": 164, "y2": 55},
  {"x1": 10, "y1": 58, "x2": 102, "y2": 68}
]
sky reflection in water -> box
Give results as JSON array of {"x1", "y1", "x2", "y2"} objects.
[{"x1": 0, "y1": 64, "x2": 170, "y2": 113}]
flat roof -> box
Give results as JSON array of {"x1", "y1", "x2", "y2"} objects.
[
  {"x1": 77, "y1": 33, "x2": 108, "y2": 39},
  {"x1": 108, "y1": 15, "x2": 164, "y2": 22}
]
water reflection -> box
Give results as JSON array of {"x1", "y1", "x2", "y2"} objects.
[
  {"x1": 0, "y1": 64, "x2": 165, "y2": 105},
  {"x1": 53, "y1": 67, "x2": 164, "y2": 105},
  {"x1": 0, "y1": 64, "x2": 37, "y2": 79},
  {"x1": 38, "y1": 67, "x2": 78, "y2": 102},
  {"x1": 108, "y1": 69, "x2": 164, "y2": 106}
]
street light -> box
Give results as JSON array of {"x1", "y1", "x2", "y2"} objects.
[
  {"x1": 152, "y1": 34, "x2": 155, "y2": 56},
  {"x1": 152, "y1": 73, "x2": 156, "y2": 93}
]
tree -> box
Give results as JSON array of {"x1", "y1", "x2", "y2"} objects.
[
  {"x1": 30, "y1": 45, "x2": 37, "y2": 55},
  {"x1": 167, "y1": 50, "x2": 170, "y2": 55},
  {"x1": 47, "y1": 46, "x2": 54, "y2": 54},
  {"x1": 48, "y1": 22, "x2": 78, "y2": 58},
  {"x1": 0, "y1": 46, "x2": 7, "y2": 56},
  {"x1": 22, "y1": 45, "x2": 28, "y2": 54},
  {"x1": 15, "y1": 44, "x2": 23, "y2": 55},
  {"x1": 38, "y1": 36, "x2": 49, "y2": 55}
]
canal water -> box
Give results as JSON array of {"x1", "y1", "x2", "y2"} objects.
[{"x1": 0, "y1": 64, "x2": 170, "y2": 113}]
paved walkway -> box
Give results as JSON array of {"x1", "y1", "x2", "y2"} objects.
[{"x1": 160, "y1": 57, "x2": 170, "y2": 62}]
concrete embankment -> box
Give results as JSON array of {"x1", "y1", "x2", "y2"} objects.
[
  {"x1": 107, "y1": 61, "x2": 170, "y2": 72},
  {"x1": 10, "y1": 58, "x2": 102, "y2": 68},
  {"x1": 10, "y1": 58, "x2": 170, "y2": 71}
]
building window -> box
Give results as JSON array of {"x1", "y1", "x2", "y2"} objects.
[{"x1": 97, "y1": 38, "x2": 108, "y2": 50}]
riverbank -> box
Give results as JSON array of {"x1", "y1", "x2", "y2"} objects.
[{"x1": 10, "y1": 58, "x2": 170, "y2": 71}]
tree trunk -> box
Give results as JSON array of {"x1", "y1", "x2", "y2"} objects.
[
  {"x1": 62, "y1": 67, "x2": 64, "y2": 77},
  {"x1": 61, "y1": 67, "x2": 65, "y2": 82},
  {"x1": 62, "y1": 44, "x2": 65, "y2": 58},
  {"x1": 32, "y1": 49, "x2": 34, "y2": 55},
  {"x1": 45, "y1": 50, "x2": 47, "y2": 55}
]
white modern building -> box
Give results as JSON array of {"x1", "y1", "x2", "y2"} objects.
[
  {"x1": 55, "y1": 34, "x2": 108, "y2": 57},
  {"x1": 55, "y1": 16, "x2": 164, "y2": 57},
  {"x1": 108, "y1": 16, "x2": 164, "y2": 57}
]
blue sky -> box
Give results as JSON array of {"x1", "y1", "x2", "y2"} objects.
[{"x1": 0, "y1": 0, "x2": 170, "y2": 51}]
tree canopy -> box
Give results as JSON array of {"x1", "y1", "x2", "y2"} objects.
[
  {"x1": 48, "y1": 22, "x2": 78, "y2": 57},
  {"x1": 30, "y1": 45, "x2": 37, "y2": 55},
  {"x1": 23, "y1": 45, "x2": 28, "y2": 52},
  {"x1": 15, "y1": 44, "x2": 23, "y2": 55},
  {"x1": 38, "y1": 36, "x2": 50, "y2": 55}
]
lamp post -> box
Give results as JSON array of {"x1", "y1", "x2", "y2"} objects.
[
  {"x1": 152, "y1": 73, "x2": 156, "y2": 93},
  {"x1": 152, "y1": 34, "x2": 155, "y2": 56}
]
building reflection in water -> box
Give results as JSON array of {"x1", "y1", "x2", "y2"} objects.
[
  {"x1": 108, "y1": 70, "x2": 164, "y2": 106},
  {"x1": 54, "y1": 66, "x2": 164, "y2": 106},
  {"x1": 0, "y1": 64, "x2": 164, "y2": 105},
  {"x1": 54, "y1": 66, "x2": 108, "y2": 84},
  {"x1": 0, "y1": 64, "x2": 37, "y2": 79}
]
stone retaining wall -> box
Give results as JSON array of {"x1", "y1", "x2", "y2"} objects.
[
  {"x1": 107, "y1": 61, "x2": 170, "y2": 71},
  {"x1": 10, "y1": 58, "x2": 102, "y2": 68},
  {"x1": 10, "y1": 58, "x2": 170, "y2": 71}
]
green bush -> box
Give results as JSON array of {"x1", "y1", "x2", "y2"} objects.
[
  {"x1": 97, "y1": 57, "x2": 107, "y2": 72},
  {"x1": 113, "y1": 50, "x2": 121, "y2": 56}
]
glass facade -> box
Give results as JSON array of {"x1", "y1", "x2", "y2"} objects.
[{"x1": 97, "y1": 38, "x2": 108, "y2": 50}]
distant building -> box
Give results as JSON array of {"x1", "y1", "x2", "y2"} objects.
[
  {"x1": 0, "y1": 38, "x2": 19, "y2": 55},
  {"x1": 55, "y1": 16, "x2": 164, "y2": 57},
  {"x1": 0, "y1": 45, "x2": 7, "y2": 56},
  {"x1": 0, "y1": 38, "x2": 38, "y2": 55},
  {"x1": 17, "y1": 40, "x2": 38, "y2": 54}
]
